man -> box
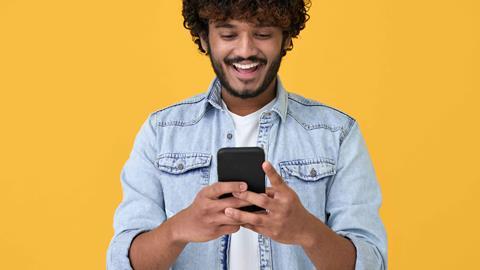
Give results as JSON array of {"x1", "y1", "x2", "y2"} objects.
[{"x1": 107, "y1": 1, "x2": 387, "y2": 269}]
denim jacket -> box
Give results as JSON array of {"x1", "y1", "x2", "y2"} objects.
[{"x1": 107, "y1": 77, "x2": 387, "y2": 270}]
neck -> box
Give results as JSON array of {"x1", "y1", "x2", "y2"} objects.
[{"x1": 221, "y1": 79, "x2": 277, "y2": 116}]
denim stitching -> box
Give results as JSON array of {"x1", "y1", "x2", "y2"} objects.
[
  {"x1": 279, "y1": 157, "x2": 335, "y2": 166},
  {"x1": 339, "y1": 118, "x2": 356, "y2": 145},
  {"x1": 157, "y1": 105, "x2": 212, "y2": 127},
  {"x1": 156, "y1": 153, "x2": 212, "y2": 173},
  {"x1": 157, "y1": 152, "x2": 211, "y2": 158},
  {"x1": 286, "y1": 110, "x2": 343, "y2": 132},
  {"x1": 279, "y1": 158, "x2": 336, "y2": 182},
  {"x1": 155, "y1": 95, "x2": 206, "y2": 113},
  {"x1": 282, "y1": 166, "x2": 335, "y2": 181},
  {"x1": 288, "y1": 94, "x2": 354, "y2": 122}
]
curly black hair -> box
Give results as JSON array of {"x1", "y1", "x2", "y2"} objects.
[{"x1": 182, "y1": 0, "x2": 311, "y2": 56}]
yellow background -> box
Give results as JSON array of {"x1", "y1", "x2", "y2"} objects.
[{"x1": 1, "y1": 0, "x2": 478, "y2": 269}]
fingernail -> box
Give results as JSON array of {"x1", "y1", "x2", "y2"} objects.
[
  {"x1": 240, "y1": 183, "x2": 247, "y2": 191},
  {"x1": 233, "y1": 192, "x2": 241, "y2": 197},
  {"x1": 262, "y1": 162, "x2": 269, "y2": 170}
]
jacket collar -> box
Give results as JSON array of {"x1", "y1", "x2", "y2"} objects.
[{"x1": 205, "y1": 76, "x2": 288, "y2": 122}]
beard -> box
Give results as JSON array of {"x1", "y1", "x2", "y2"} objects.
[{"x1": 207, "y1": 43, "x2": 283, "y2": 99}]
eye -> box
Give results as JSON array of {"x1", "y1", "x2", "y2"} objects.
[
  {"x1": 220, "y1": 34, "x2": 237, "y2": 40},
  {"x1": 255, "y1": 33, "x2": 272, "y2": 39}
]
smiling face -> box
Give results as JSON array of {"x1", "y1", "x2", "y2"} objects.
[{"x1": 201, "y1": 20, "x2": 290, "y2": 99}]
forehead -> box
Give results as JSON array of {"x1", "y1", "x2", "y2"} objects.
[{"x1": 210, "y1": 19, "x2": 279, "y2": 29}]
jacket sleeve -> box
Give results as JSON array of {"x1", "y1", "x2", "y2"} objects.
[
  {"x1": 106, "y1": 113, "x2": 167, "y2": 270},
  {"x1": 325, "y1": 120, "x2": 388, "y2": 270}
]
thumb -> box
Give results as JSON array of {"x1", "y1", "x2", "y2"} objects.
[{"x1": 262, "y1": 161, "x2": 285, "y2": 188}]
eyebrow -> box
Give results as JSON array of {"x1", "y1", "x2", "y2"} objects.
[
  {"x1": 255, "y1": 22, "x2": 275, "y2": 28},
  {"x1": 213, "y1": 21, "x2": 275, "y2": 29},
  {"x1": 214, "y1": 22, "x2": 236, "y2": 29}
]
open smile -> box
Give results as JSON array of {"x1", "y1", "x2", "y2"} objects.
[{"x1": 229, "y1": 62, "x2": 264, "y2": 80}]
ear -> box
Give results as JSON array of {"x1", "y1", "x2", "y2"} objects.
[
  {"x1": 283, "y1": 35, "x2": 292, "y2": 51},
  {"x1": 199, "y1": 33, "x2": 208, "y2": 53}
]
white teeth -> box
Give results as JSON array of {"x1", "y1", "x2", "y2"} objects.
[{"x1": 233, "y1": 62, "x2": 260, "y2": 70}]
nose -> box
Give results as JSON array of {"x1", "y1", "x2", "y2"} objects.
[{"x1": 235, "y1": 34, "x2": 259, "y2": 59}]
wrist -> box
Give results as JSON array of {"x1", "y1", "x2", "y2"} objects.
[
  {"x1": 161, "y1": 215, "x2": 188, "y2": 247},
  {"x1": 298, "y1": 213, "x2": 325, "y2": 249}
]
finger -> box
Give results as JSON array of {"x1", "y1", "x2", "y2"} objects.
[
  {"x1": 262, "y1": 161, "x2": 285, "y2": 188},
  {"x1": 213, "y1": 213, "x2": 248, "y2": 226},
  {"x1": 224, "y1": 207, "x2": 266, "y2": 226},
  {"x1": 201, "y1": 181, "x2": 247, "y2": 199},
  {"x1": 214, "y1": 196, "x2": 253, "y2": 211},
  {"x1": 265, "y1": 187, "x2": 275, "y2": 197},
  {"x1": 232, "y1": 191, "x2": 274, "y2": 210}
]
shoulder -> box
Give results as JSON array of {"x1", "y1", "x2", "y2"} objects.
[
  {"x1": 286, "y1": 92, "x2": 356, "y2": 138},
  {"x1": 149, "y1": 93, "x2": 209, "y2": 127}
]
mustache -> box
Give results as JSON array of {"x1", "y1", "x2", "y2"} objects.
[{"x1": 224, "y1": 56, "x2": 267, "y2": 65}]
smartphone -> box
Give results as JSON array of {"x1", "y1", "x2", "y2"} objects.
[{"x1": 217, "y1": 147, "x2": 266, "y2": 212}]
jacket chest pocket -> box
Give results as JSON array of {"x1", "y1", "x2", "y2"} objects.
[
  {"x1": 156, "y1": 152, "x2": 212, "y2": 184},
  {"x1": 156, "y1": 152, "x2": 212, "y2": 216},
  {"x1": 279, "y1": 158, "x2": 336, "y2": 183},
  {"x1": 278, "y1": 158, "x2": 336, "y2": 221}
]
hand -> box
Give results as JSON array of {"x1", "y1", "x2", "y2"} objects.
[
  {"x1": 169, "y1": 181, "x2": 252, "y2": 244},
  {"x1": 224, "y1": 161, "x2": 317, "y2": 246}
]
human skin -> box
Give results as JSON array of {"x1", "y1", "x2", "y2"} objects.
[
  {"x1": 129, "y1": 181, "x2": 252, "y2": 270},
  {"x1": 226, "y1": 161, "x2": 357, "y2": 270},
  {"x1": 129, "y1": 19, "x2": 356, "y2": 270},
  {"x1": 200, "y1": 19, "x2": 291, "y2": 115}
]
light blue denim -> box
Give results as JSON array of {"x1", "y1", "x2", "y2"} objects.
[{"x1": 107, "y1": 77, "x2": 387, "y2": 270}]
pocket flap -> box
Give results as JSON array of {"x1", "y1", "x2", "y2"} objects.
[
  {"x1": 279, "y1": 158, "x2": 336, "y2": 181},
  {"x1": 157, "y1": 153, "x2": 212, "y2": 174}
]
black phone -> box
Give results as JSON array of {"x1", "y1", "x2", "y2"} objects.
[{"x1": 217, "y1": 147, "x2": 266, "y2": 212}]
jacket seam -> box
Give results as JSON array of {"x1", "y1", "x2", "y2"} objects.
[
  {"x1": 157, "y1": 152, "x2": 212, "y2": 158},
  {"x1": 154, "y1": 95, "x2": 206, "y2": 114},
  {"x1": 157, "y1": 105, "x2": 212, "y2": 127},
  {"x1": 288, "y1": 95, "x2": 354, "y2": 122},
  {"x1": 153, "y1": 113, "x2": 159, "y2": 156},
  {"x1": 286, "y1": 111, "x2": 343, "y2": 133},
  {"x1": 339, "y1": 118, "x2": 356, "y2": 146}
]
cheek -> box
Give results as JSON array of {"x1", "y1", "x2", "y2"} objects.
[
  {"x1": 259, "y1": 43, "x2": 283, "y2": 60},
  {"x1": 212, "y1": 51, "x2": 230, "y2": 66},
  {"x1": 208, "y1": 40, "x2": 231, "y2": 59}
]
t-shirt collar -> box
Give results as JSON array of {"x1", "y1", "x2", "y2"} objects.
[{"x1": 205, "y1": 76, "x2": 288, "y2": 122}]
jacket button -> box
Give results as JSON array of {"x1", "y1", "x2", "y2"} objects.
[
  {"x1": 177, "y1": 163, "x2": 184, "y2": 170},
  {"x1": 227, "y1": 133, "x2": 233, "y2": 140},
  {"x1": 309, "y1": 168, "x2": 317, "y2": 177}
]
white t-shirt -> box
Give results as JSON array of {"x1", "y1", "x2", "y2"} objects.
[{"x1": 222, "y1": 98, "x2": 276, "y2": 270}]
